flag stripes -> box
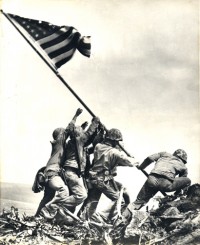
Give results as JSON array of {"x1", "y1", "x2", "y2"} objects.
[
  {"x1": 8, "y1": 13, "x2": 91, "y2": 69},
  {"x1": 40, "y1": 27, "x2": 75, "y2": 49},
  {"x1": 37, "y1": 27, "x2": 71, "y2": 45},
  {"x1": 77, "y1": 36, "x2": 91, "y2": 57}
]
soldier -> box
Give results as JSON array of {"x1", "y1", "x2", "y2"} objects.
[
  {"x1": 33, "y1": 120, "x2": 89, "y2": 217},
  {"x1": 61, "y1": 116, "x2": 100, "y2": 213},
  {"x1": 39, "y1": 108, "x2": 83, "y2": 219},
  {"x1": 131, "y1": 149, "x2": 191, "y2": 210},
  {"x1": 81, "y1": 128, "x2": 138, "y2": 222}
]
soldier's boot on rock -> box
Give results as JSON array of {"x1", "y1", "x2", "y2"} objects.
[
  {"x1": 56, "y1": 208, "x2": 75, "y2": 225},
  {"x1": 128, "y1": 201, "x2": 145, "y2": 211},
  {"x1": 174, "y1": 186, "x2": 190, "y2": 198},
  {"x1": 40, "y1": 206, "x2": 57, "y2": 219}
]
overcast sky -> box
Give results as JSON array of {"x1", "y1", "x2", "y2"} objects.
[{"x1": 0, "y1": 0, "x2": 199, "y2": 201}]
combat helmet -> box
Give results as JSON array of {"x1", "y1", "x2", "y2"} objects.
[
  {"x1": 52, "y1": 127, "x2": 66, "y2": 140},
  {"x1": 74, "y1": 126, "x2": 85, "y2": 137},
  {"x1": 106, "y1": 128, "x2": 123, "y2": 141},
  {"x1": 173, "y1": 149, "x2": 187, "y2": 163}
]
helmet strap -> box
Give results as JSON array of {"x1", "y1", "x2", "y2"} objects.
[{"x1": 104, "y1": 138, "x2": 115, "y2": 147}]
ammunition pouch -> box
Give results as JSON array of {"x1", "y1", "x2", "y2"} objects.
[
  {"x1": 38, "y1": 172, "x2": 45, "y2": 186},
  {"x1": 88, "y1": 169, "x2": 114, "y2": 188}
]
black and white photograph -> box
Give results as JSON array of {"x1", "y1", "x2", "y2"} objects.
[{"x1": 0, "y1": 0, "x2": 200, "y2": 244}]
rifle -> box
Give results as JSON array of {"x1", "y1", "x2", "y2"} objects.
[
  {"x1": 60, "y1": 168, "x2": 68, "y2": 185},
  {"x1": 73, "y1": 131, "x2": 88, "y2": 190}
]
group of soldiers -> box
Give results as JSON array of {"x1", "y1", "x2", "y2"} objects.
[{"x1": 32, "y1": 108, "x2": 191, "y2": 224}]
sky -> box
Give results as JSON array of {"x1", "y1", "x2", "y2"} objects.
[{"x1": 0, "y1": 0, "x2": 199, "y2": 202}]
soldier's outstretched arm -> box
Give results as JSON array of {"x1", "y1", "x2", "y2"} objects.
[
  {"x1": 82, "y1": 116, "x2": 101, "y2": 143},
  {"x1": 66, "y1": 108, "x2": 83, "y2": 132},
  {"x1": 72, "y1": 108, "x2": 83, "y2": 121}
]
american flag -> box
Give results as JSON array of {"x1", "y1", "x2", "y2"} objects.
[{"x1": 8, "y1": 13, "x2": 91, "y2": 69}]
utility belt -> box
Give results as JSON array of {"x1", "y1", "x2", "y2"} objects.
[
  {"x1": 89, "y1": 169, "x2": 114, "y2": 181},
  {"x1": 88, "y1": 170, "x2": 119, "y2": 191},
  {"x1": 150, "y1": 173, "x2": 174, "y2": 182}
]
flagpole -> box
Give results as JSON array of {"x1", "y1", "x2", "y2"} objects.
[
  {"x1": 1, "y1": 9, "x2": 96, "y2": 118},
  {"x1": 1, "y1": 10, "x2": 135, "y2": 159}
]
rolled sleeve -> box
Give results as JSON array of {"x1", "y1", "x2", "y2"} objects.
[{"x1": 113, "y1": 151, "x2": 134, "y2": 167}]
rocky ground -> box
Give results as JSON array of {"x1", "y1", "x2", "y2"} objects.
[{"x1": 0, "y1": 184, "x2": 200, "y2": 245}]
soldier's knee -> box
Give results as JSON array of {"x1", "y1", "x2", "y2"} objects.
[
  {"x1": 188, "y1": 178, "x2": 191, "y2": 185},
  {"x1": 81, "y1": 191, "x2": 87, "y2": 202},
  {"x1": 183, "y1": 177, "x2": 191, "y2": 187},
  {"x1": 75, "y1": 191, "x2": 87, "y2": 204}
]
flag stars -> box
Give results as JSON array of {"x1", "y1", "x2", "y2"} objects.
[{"x1": 8, "y1": 14, "x2": 91, "y2": 68}]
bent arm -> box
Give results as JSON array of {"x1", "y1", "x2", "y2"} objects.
[
  {"x1": 114, "y1": 151, "x2": 138, "y2": 167},
  {"x1": 82, "y1": 117, "x2": 100, "y2": 143},
  {"x1": 138, "y1": 152, "x2": 167, "y2": 170}
]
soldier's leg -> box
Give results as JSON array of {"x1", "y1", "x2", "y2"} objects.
[
  {"x1": 132, "y1": 175, "x2": 159, "y2": 210},
  {"x1": 115, "y1": 180, "x2": 131, "y2": 206},
  {"x1": 40, "y1": 175, "x2": 69, "y2": 218},
  {"x1": 166, "y1": 177, "x2": 191, "y2": 193},
  {"x1": 35, "y1": 184, "x2": 55, "y2": 216},
  {"x1": 83, "y1": 188, "x2": 102, "y2": 220},
  {"x1": 63, "y1": 168, "x2": 87, "y2": 209},
  {"x1": 77, "y1": 187, "x2": 92, "y2": 219},
  {"x1": 100, "y1": 181, "x2": 121, "y2": 221}
]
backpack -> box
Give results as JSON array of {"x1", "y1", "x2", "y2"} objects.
[{"x1": 32, "y1": 167, "x2": 46, "y2": 193}]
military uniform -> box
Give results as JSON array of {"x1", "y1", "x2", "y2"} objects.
[
  {"x1": 133, "y1": 150, "x2": 191, "y2": 210},
  {"x1": 62, "y1": 118, "x2": 100, "y2": 211},
  {"x1": 82, "y1": 141, "x2": 136, "y2": 220},
  {"x1": 39, "y1": 128, "x2": 70, "y2": 218},
  {"x1": 39, "y1": 109, "x2": 82, "y2": 219}
]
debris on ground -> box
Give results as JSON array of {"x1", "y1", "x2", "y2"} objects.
[
  {"x1": 123, "y1": 183, "x2": 200, "y2": 245},
  {"x1": 0, "y1": 184, "x2": 200, "y2": 245}
]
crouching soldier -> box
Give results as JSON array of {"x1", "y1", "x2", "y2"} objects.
[
  {"x1": 131, "y1": 149, "x2": 191, "y2": 210},
  {"x1": 81, "y1": 128, "x2": 138, "y2": 223},
  {"x1": 32, "y1": 166, "x2": 56, "y2": 217}
]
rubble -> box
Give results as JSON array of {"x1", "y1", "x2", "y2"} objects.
[
  {"x1": 0, "y1": 184, "x2": 200, "y2": 245},
  {"x1": 124, "y1": 183, "x2": 200, "y2": 245}
]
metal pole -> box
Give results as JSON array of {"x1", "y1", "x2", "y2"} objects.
[{"x1": 1, "y1": 9, "x2": 144, "y2": 163}]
